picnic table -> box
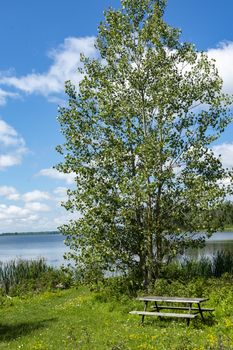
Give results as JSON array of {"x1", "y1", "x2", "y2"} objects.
[{"x1": 130, "y1": 296, "x2": 214, "y2": 325}]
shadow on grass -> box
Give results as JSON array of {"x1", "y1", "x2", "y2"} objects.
[{"x1": 0, "y1": 317, "x2": 57, "y2": 341}]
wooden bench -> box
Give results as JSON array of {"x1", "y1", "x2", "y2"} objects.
[
  {"x1": 130, "y1": 310, "x2": 197, "y2": 319},
  {"x1": 130, "y1": 296, "x2": 214, "y2": 326}
]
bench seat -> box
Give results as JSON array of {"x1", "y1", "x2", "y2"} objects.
[{"x1": 129, "y1": 311, "x2": 197, "y2": 319}]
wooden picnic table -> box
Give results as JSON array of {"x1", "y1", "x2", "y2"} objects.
[{"x1": 130, "y1": 296, "x2": 214, "y2": 325}]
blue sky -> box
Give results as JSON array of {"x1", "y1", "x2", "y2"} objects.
[{"x1": 0, "y1": 0, "x2": 233, "y2": 233}]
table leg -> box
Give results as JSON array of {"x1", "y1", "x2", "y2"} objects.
[
  {"x1": 154, "y1": 301, "x2": 162, "y2": 320},
  {"x1": 198, "y1": 303, "x2": 205, "y2": 322},
  {"x1": 187, "y1": 303, "x2": 193, "y2": 326},
  {"x1": 154, "y1": 301, "x2": 160, "y2": 312},
  {"x1": 141, "y1": 301, "x2": 148, "y2": 325}
]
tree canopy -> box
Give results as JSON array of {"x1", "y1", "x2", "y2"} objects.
[{"x1": 56, "y1": 0, "x2": 233, "y2": 287}]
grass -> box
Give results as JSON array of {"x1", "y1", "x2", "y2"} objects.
[
  {"x1": 0, "y1": 280, "x2": 233, "y2": 350},
  {"x1": 1, "y1": 256, "x2": 233, "y2": 349}
]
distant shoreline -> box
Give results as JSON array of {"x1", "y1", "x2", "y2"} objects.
[
  {"x1": 222, "y1": 226, "x2": 233, "y2": 232},
  {"x1": 0, "y1": 231, "x2": 60, "y2": 236},
  {"x1": 1, "y1": 228, "x2": 233, "y2": 236}
]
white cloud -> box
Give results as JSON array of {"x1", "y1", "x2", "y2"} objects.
[
  {"x1": 0, "y1": 38, "x2": 233, "y2": 104},
  {"x1": 0, "y1": 154, "x2": 22, "y2": 169},
  {"x1": 0, "y1": 200, "x2": 50, "y2": 231},
  {"x1": 0, "y1": 186, "x2": 20, "y2": 200},
  {"x1": 0, "y1": 199, "x2": 74, "y2": 233},
  {"x1": 207, "y1": 42, "x2": 233, "y2": 94},
  {"x1": 0, "y1": 187, "x2": 52, "y2": 203},
  {"x1": 212, "y1": 143, "x2": 233, "y2": 169},
  {"x1": 0, "y1": 204, "x2": 39, "y2": 231},
  {"x1": 53, "y1": 187, "x2": 68, "y2": 202},
  {"x1": 22, "y1": 190, "x2": 50, "y2": 202},
  {"x1": 0, "y1": 120, "x2": 17, "y2": 145},
  {"x1": 0, "y1": 204, "x2": 30, "y2": 220},
  {"x1": 0, "y1": 119, "x2": 25, "y2": 147},
  {"x1": 53, "y1": 211, "x2": 80, "y2": 227},
  {"x1": 0, "y1": 36, "x2": 97, "y2": 98},
  {"x1": 24, "y1": 202, "x2": 50, "y2": 212},
  {"x1": 38, "y1": 168, "x2": 76, "y2": 184},
  {"x1": 0, "y1": 201, "x2": 50, "y2": 220},
  {"x1": 0, "y1": 183, "x2": 79, "y2": 233},
  {"x1": 53, "y1": 187, "x2": 68, "y2": 196},
  {"x1": 0, "y1": 119, "x2": 28, "y2": 170},
  {"x1": 0, "y1": 88, "x2": 19, "y2": 106}
]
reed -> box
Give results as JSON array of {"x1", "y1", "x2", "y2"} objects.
[
  {"x1": 212, "y1": 250, "x2": 233, "y2": 277},
  {"x1": 0, "y1": 258, "x2": 49, "y2": 294},
  {"x1": 162, "y1": 250, "x2": 233, "y2": 280},
  {"x1": 1, "y1": 251, "x2": 232, "y2": 295}
]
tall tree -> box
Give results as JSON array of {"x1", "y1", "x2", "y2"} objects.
[{"x1": 56, "y1": 0, "x2": 232, "y2": 287}]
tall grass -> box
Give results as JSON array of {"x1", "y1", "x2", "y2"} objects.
[
  {"x1": 162, "y1": 250, "x2": 233, "y2": 280},
  {"x1": 1, "y1": 251, "x2": 232, "y2": 296},
  {"x1": 0, "y1": 258, "x2": 72, "y2": 295},
  {"x1": 212, "y1": 250, "x2": 233, "y2": 277}
]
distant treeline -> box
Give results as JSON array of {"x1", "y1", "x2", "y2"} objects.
[
  {"x1": 221, "y1": 201, "x2": 233, "y2": 228},
  {"x1": 0, "y1": 231, "x2": 60, "y2": 236}
]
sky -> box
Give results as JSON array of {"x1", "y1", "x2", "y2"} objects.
[{"x1": 1, "y1": 0, "x2": 233, "y2": 233}]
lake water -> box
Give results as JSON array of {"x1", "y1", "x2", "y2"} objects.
[
  {"x1": 188, "y1": 231, "x2": 233, "y2": 260},
  {"x1": 0, "y1": 232, "x2": 233, "y2": 267},
  {"x1": 0, "y1": 233, "x2": 67, "y2": 267}
]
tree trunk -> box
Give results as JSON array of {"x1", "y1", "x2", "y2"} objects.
[{"x1": 155, "y1": 182, "x2": 163, "y2": 279}]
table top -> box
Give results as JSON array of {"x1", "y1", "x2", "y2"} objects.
[{"x1": 137, "y1": 296, "x2": 208, "y2": 303}]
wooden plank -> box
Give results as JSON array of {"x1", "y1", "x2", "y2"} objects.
[
  {"x1": 129, "y1": 311, "x2": 197, "y2": 319},
  {"x1": 138, "y1": 296, "x2": 208, "y2": 303},
  {"x1": 151, "y1": 306, "x2": 214, "y2": 312}
]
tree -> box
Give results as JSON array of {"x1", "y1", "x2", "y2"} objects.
[{"x1": 56, "y1": 0, "x2": 233, "y2": 287}]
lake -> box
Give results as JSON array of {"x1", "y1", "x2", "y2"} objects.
[
  {"x1": 0, "y1": 231, "x2": 233, "y2": 266},
  {"x1": 188, "y1": 231, "x2": 233, "y2": 260},
  {"x1": 0, "y1": 233, "x2": 67, "y2": 267}
]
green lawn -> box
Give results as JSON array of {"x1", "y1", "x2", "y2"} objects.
[{"x1": 0, "y1": 284, "x2": 233, "y2": 350}]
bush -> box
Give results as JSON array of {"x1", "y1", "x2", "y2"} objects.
[{"x1": 92, "y1": 250, "x2": 233, "y2": 297}]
